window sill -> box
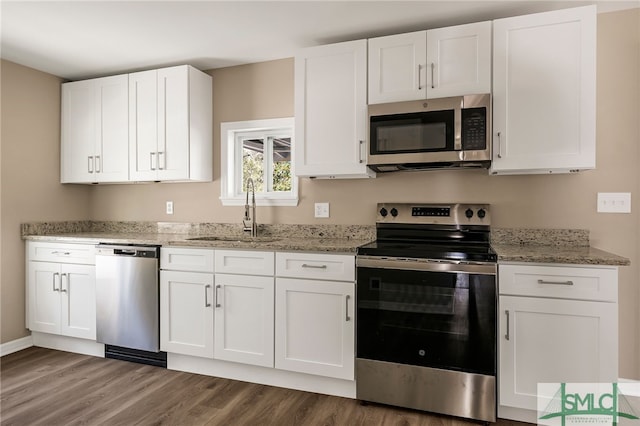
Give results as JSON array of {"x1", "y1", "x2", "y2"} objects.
[{"x1": 220, "y1": 197, "x2": 299, "y2": 207}]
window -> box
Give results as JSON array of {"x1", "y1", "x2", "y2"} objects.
[{"x1": 220, "y1": 118, "x2": 297, "y2": 206}]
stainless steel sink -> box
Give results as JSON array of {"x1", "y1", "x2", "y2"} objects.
[{"x1": 187, "y1": 236, "x2": 279, "y2": 243}]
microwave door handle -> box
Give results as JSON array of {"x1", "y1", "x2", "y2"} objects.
[
  {"x1": 359, "y1": 140, "x2": 364, "y2": 163},
  {"x1": 454, "y1": 104, "x2": 462, "y2": 150}
]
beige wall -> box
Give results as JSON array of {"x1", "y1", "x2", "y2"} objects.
[
  {"x1": 0, "y1": 60, "x2": 91, "y2": 343},
  {"x1": 2, "y1": 9, "x2": 638, "y2": 378}
]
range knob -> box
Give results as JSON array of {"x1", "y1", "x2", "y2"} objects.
[
  {"x1": 477, "y1": 208, "x2": 486, "y2": 219},
  {"x1": 390, "y1": 208, "x2": 398, "y2": 217},
  {"x1": 465, "y1": 208, "x2": 474, "y2": 219},
  {"x1": 379, "y1": 208, "x2": 388, "y2": 217}
]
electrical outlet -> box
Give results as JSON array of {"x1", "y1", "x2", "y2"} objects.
[
  {"x1": 314, "y1": 202, "x2": 330, "y2": 218},
  {"x1": 597, "y1": 192, "x2": 631, "y2": 213},
  {"x1": 166, "y1": 201, "x2": 174, "y2": 215}
]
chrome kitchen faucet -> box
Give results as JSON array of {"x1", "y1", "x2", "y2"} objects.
[{"x1": 243, "y1": 178, "x2": 258, "y2": 237}]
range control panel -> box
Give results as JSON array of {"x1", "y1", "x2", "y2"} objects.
[{"x1": 377, "y1": 203, "x2": 490, "y2": 226}]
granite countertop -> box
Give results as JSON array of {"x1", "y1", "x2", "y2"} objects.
[
  {"x1": 492, "y1": 243, "x2": 630, "y2": 266},
  {"x1": 23, "y1": 233, "x2": 370, "y2": 253},
  {"x1": 21, "y1": 222, "x2": 631, "y2": 266},
  {"x1": 491, "y1": 228, "x2": 630, "y2": 266},
  {"x1": 22, "y1": 228, "x2": 373, "y2": 254}
]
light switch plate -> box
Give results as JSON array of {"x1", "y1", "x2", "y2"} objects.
[
  {"x1": 314, "y1": 202, "x2": 329, "y2": 218},
  {"x1": 166, "y1": 201, "x2": 174, "y2": 215},
  {"x1": 597, "y1": 192, "x2": 631, "y2": 213}
]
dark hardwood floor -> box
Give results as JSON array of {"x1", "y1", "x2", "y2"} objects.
[{"x1": 1, "y1": 347, "x2": 528, "y2": 426}]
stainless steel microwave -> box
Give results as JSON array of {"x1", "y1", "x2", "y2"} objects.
[{"x1": 367, "y1": 94, "x2": 491, "y2": 172}]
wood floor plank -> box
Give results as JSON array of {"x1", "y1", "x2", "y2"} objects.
[{"x1": 1, "y1": 347, "x2": 531, "y2": 426}]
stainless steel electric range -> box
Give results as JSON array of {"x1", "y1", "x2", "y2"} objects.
[{"x1": 356, "y1": 203, "x2": 497, "y2": 422}]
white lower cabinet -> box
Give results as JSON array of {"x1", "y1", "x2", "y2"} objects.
[
  {"x1": 160, "y1": 248, "x2": 356, "y2": 383},
  {"x1": 160, "y1": 270, "x2": 214, "y2": 358},
  {"x1": 213, "y1": 273, "x2": 274, "y2": 367},
  {"x1": 275, "y1": 252, "x2": 355, "y2": 380},
  {"x1": 27, "y1": 242, "x2": 96, "y2": 340},
  {"x1": 275, "y1": 277, "x2": 354, "y2": 380},
  {"x1": 498, "y1": 263, "x2": 618, "y2": 422}
]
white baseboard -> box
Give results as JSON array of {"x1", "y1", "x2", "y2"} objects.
[
  {"x1": 619, "y1": 378, "x2": 640, "y2": 397},
  {"x1": 0, "y1": 335, "x2": 34, "y2": 357},
  {"x1": 31, "y1": 332, "x2": 104, "y2": 358},
  {"x1": 168, "y1": 353, "x2": 356, "y2": 399}
]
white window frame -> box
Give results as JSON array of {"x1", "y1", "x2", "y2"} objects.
[{"x1": 220, "y1": 117, "x2": 298, "y2": 206}]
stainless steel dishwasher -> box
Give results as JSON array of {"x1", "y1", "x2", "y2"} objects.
[{"x1": 95, "y1": 244, "x2": 166, "y2": 367}]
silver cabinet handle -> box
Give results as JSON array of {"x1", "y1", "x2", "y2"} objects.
[
  {"x1": 95, "y1": 155, "x2": 101, "y2": 173},
  {"x1": 60, "y1": 273, "x2": 68, "y2": 293},
  {"x1": 431, "y1": 63, "x2": 435, "y2": 89},
  {"x1": 158, "y1": 151, "x2": 165, "y2": 170},
  {"x1": 496, "y1": 132, "x2": 503, "y2": 159},
  {"x1": 88, "y1": 156, "x2": 94, "y2": 173},
  {"x1": 301, "y1": 264, "x2": 327, "y2": 269},
  {"x1": 215, "y1": 285, "x2": 222, "y2": 308},
  {"x1": 150, "y1": 152, "x2": 156, "y2": 170},
  {"x1": 417, "y1": 64, "x2": 422, "y2": 90},
  {"x1": 504, "y1": 310, "x2": 510, "y2": 340},
  {"x1": 204, "y1": 284, "x2": 211, "y2": 307},
  {"x1": 53, "y1": 272, "x2": 60, "y2": 292},
  {"x1": 358, "y1": 141, "x2": 364, "y2": 164},
  {"x1": 51, "y1": 251, "x2": 71, "y2": 256},
  {"x1": 345, "y1": 295, "x2": 351, "y2": 322},
  {"x1": 538, "y1": 279, "x2": 574, "y2": 286}
]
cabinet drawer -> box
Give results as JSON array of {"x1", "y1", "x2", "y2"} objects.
[
  {"x1": 276, "y1": 252, "x2": 355, "y2": 282},
  {"x1": 28, "y1": 241, "x2": 95, "y2": 265},
  {"x1": 499, "y1": 264, "x2": 617, "y2": 302},
  {"x1": 215, "y1": 250, "x2": 274, "y2": 276},
  {"x1": 161, "y1": 247, "x2": 214, "y2": 273}
]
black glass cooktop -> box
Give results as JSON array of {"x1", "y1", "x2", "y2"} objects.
[{"x1": 357, "y1": 240, "x2": 497, "y2": 263}]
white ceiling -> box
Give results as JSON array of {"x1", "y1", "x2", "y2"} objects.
[{"x1": 1, "y1": 0, "x2": 638, "y2": 81}]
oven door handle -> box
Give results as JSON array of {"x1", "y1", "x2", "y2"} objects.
[{"x1": 356, "y1": 256, "x2": 496, "y2": 275}]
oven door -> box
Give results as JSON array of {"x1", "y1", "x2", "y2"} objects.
[{"x1": 356, "y1": 256, "x2": 496, "y2": 376}]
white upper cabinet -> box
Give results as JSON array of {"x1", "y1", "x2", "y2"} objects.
[
  {"x1": 368, "y1": 22, "x2": 491, "y2": 103},
  {"x1": 61, "y1": 75, "x2": 129, "y2": 183},
  {"x1": 294, "y1": 39, "x2": 375, "y2": 179},
  {"x1": 426, "y1": 22, "x2": 492, "y2": 99},
  {"x1": 491, "y1": 6, "x2": 596, "y2": 175},
  {"x1": 129, "y1": 65, "x2": 212, "y2": 182},
  {"x1": 368, "y1": 31, "x2": 427, "y2": 103}
]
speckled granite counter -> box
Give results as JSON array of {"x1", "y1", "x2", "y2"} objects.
[
  {"x1": 21, "y1": 222, "x2": 630, "y2": 265},
  {"x1": 21, "y1": 222, "x2": 375, "y2": 254},
  {"x1": 491, "y1": 228, "x2": 630, "y2": 266}
]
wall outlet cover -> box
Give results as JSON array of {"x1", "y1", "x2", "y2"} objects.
[
  {"x1": 597, "y1": 192, "x2": 631, "y2": 213},
  {"x1": 166, "y1": 201, "x2": 174, "y2": 215},
  {"x1": 314, "y1": 202, "x2": 330, "y2": 218}
]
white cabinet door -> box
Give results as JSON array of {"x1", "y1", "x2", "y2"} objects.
[
  {"x1": 96, "y1": 75, "x2": 129, "y2": 182},
  {"x1": 156, "y1": 66, "x2": 190, "y2": 181},
  {"x1": 28, "y1": 262, "x2": 96, "y2": 339},
  {"x1": 499, "y1": 295, "x2": 617, "y2": 411},
  {"x1": 61, "y1": 79, "x2": 97, "y2": 183},
  {"x1": 61, "y1": 75, "x2": 128, "y2": 183},
  {"x1": 213, "y1": 274, "x2": 274, "y2": 367},
  {"x1": 28, "y1": 262, "x2": 62, "y2": 334},
  {"x1": 368, "y1": 31, "x2": 427, "y2": 104},
  {"x1": 129, "y1": 65, "x2": 212, "y2": 182},
  {"x1": 275, "y1": 278, "x2": 355, "y2": 380},
  {"x1": 160, "y1": 270, "x2": 214, "y2": 358},
  {"x1": 426, "y1": 21, "x2": 492, "y2": 99},
  {"x1": 60, "y1": 264, "x2": 96, "y2": 340},
  {"x1": 129, "y1": 69, "x2": 159, "y2": 181},
  {"x1": 491, "y1": 6, "x2": 596, "y2": 174},
  {"x1": 294, "y1": 39, "x2": 374, "y2": 179}
]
